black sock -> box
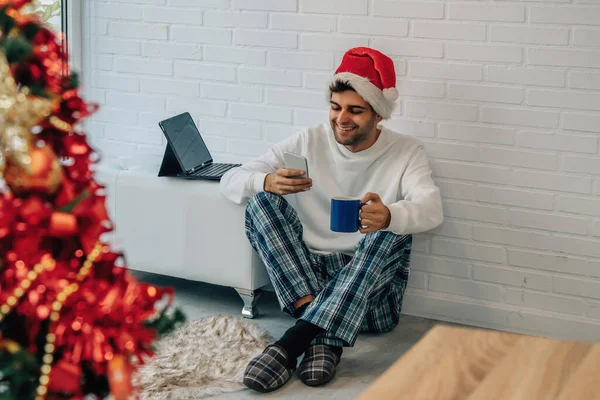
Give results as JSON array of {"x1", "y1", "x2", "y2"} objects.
[
  {"x1": 275, "y1": 320, "x2": 324, "y2": 368},
  {"x1": 293, "y1": 302, "x2": 311, "y2": 319}
]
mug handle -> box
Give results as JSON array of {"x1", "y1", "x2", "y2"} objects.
[{"x1": 358, "y1": 202, "x2": 365, "y2": 228}]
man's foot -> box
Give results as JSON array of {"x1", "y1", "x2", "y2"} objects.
[
  {"x1": 298, "y1": 344, "x2": 341, "y2": 387},
  {"x1": 243, "y1": 344, "x2": 295, "y2": 393},
  {"x1": 275, "y1": 319, "x2": 324, "y2": 362}
]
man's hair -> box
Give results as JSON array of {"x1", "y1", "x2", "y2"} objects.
[
  {"x1": 329, "y1": 79, "x2": 377, "y2": 114},
  {"x1": 329, "y1": 79, "x2": 355, "y2": 93}
]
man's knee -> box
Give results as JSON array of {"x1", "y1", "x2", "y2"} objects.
[
  {"x1": 245, "y1": 192, "x2": 300, "y2": 239},
  {"x1": 248, "y1": 191, "x2": 276, "y2": 208},
  {"x1": 363, "y1": 230, "x2": 397, "y2": 241},
  {"x1": 359, "y1": 231, "x2": 412, "y2": 249},
  {"x1": 246, "y1": 192, "x2": 281, "y2": 217}
]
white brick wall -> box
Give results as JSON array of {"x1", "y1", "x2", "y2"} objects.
[{"x1": 83, "y1": 0, "x2": 600, "y2": 340}]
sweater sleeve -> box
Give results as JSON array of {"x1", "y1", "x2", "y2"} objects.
[
  {"x1": 385, "y1": 145, "x2": 443, "y2": 235},
  {"x1": 220, "y1": 131, "x2": 306, "y2": 204}
]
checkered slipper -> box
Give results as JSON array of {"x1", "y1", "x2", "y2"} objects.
[
  {"x1": 243, "y1": 344, "x2": 295, "y2": 393},
  {"x1": 298, "y1": 344, "x2": 341, "y2": 387}
]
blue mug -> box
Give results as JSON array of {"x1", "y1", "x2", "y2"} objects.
[{"x1": 330, "y1": 197, "x2": 363, "y2": 233}]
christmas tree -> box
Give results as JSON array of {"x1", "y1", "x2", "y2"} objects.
[{"x1": 0, "y1": 1, "x2": 184, "y2": 398}]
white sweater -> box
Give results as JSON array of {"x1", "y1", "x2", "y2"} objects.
[{"x1": 220, "y1": 123, "x2": 443, "y2": 255}]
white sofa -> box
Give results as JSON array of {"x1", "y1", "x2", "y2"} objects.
[{"x1": 95, "y1": 159, "x2": 270, "y2": 318}]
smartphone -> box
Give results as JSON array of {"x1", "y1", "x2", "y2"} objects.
[
  {"x1": 283, "y1": 151, "x2": 309, "y2": 178},
  {"x1": 283, "y1": 152, "x2": 310, "y2": 191},
  {"x1": 283, "y1": 152, "x2": 312, "y2": 191}
]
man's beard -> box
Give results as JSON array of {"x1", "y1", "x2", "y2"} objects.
[{"x1": 331, "y1": 114, "x2": 377, "y2": 147}]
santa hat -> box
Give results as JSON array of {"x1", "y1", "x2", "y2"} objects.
[{"x1": 328, "y1": 47, "x2": 398, "y2": 119}]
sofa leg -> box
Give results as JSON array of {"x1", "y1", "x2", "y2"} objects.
[{"x1": 234, "y1": 288, "x2": 261, "y2": 319}]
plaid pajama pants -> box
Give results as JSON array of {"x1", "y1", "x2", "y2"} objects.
[{"x1": 245, "y1": 192, "x2": 412, "y2": 348}]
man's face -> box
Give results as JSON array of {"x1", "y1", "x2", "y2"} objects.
[{"x1": 329, "y1": 91, "x2": 383, "y2": 153}]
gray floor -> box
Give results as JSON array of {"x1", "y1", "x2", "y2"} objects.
[{"x1": 134, "y1": 271, "x2": 457, "y2": 399}]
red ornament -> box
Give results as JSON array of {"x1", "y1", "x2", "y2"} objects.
[{"x1": 47, "y1": 359, "x2": 82, "y2": 397}]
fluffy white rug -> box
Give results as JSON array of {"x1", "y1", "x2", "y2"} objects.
[{"x1": 134, "y1": 314, "x2": 273, "y2": 399}]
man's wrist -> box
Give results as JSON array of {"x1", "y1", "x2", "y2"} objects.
[
  {"x1": 383, "y1": 207, "x2": 392, "y2": 229},
  {"x1": 263, "y1": 173, "x2": 272, "y2": 192}
]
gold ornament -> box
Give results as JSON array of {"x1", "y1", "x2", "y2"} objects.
[
  {"x1": 0, "y1": 53, "x2": 54, "y2": 177},
  {"x1": 4, "y1": 144, "x2": 63, "y2": 195}
]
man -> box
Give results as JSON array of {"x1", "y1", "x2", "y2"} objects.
[{"x1": 220, "y1": 47, "x2": 443, "y2": 393}]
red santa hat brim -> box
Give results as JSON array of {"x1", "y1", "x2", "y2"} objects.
[{"x1": 328, "y1": 72, "x2": 398, "y2": 119}]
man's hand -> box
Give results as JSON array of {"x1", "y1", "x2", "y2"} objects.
[
  {"x1": 359, "y1": 192, "x2": 391, "y2": 234},
  {"x1": 264, "y1": 168, "x2": 312, "y2": 195}
]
